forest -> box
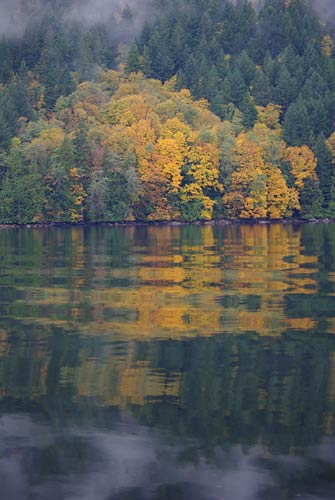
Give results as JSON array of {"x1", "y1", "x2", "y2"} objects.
[{"x1": 1, "y1": 0, "x2": 335, "y2": 223}]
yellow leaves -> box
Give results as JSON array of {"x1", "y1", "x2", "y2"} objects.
[
  {"x1": 176, "y1": 88, "x2": 192, "y2": 101},
  {"x1": 224, "y1": 129, "x2": 293, "y2": 219},
  {"x1": 11, "y1": 137, "x2": 21, "y2": 148},
  {"x1": 327, "y1": 132, "x2": 335, "y2": 165},
  {"x1": 127, "y1": 119, "x2": 156, "y2": 180},
  {"x1": 104, "y1": 100, "x2": 131, "y2": 125},
  {"x1": 69, "y1": 168, "x2": 86, "y2": 222},
  {"x1": 28, "y1": 78, "x2": 45, "y2": 110},
  {"x1": 15, "y1": 67, "x2": 319, "y2": 223},
  {"x1": 201, "y1": 197, "x2": 216, "y2": 220},
  {"x1": 286, "y1": 187, "x2": 300, "y2": 215},
  {"x1": 155, "y1": 99, "x2": 178, "y2": 122},
  {"x1": 110, "y1": 94, "x2": 153, "y2": 126},
  {"x1": 180, "y1": 184, "x2": 215, "y2": 220},
  {"x1": 236, "y1": 131, "x2": 265, "y2": 171},
  {"x1": 232, "y1": 134, "x2": 266, "y2": 209},
  {"x1": 162, "y1": 117, "x2": 194, "y2": 140},
  {"x1": 163, "y1": 75, "x2": 177, "y2": 92},
  {"x1": 69, "y1": 209, "x2": 83, "y2": 222},
  {"x1": 321, "y1": 35, "x2": 334, "y2": 57},
  {"x1": 106, "y1": 125, "x2": 134, "y2": 157},
  {"x1": 256, "y1": 104, "x2": 282, "y2": 130},
  {"x1": 284, "y1": 145, "x2": 317, "y2": 189},
  {"x1": 222, "y1": 192, "x2": 245, "y2": 218},
  {"x1": 98, "y1": 69, "x2": 123, "y2": 91},
  {"x1": 34, "y1": 128, "x2": 64, "y2": 149},
  {"x1": 180, "y1": 183, "x2": 214, "y2": 220},
  {"x1": 194, "y1": 98, "x2": 210, "y2": 111},
  {"x1": 153, "y1": 136, "x2": 184, "y2": 192},
  {"x1": 188, "y1": 143, "x2": 222, "y2": 191},
  {"x1": 70, "y1": 167, "x2": 80, "y2": 179},
  {"x1": 26, "y1": 127, "x2": 65, "y2": 162},
  {"x1": 74, "y1": 195, "x2": 85, "y2": 206},
  {"x1": 266, "y1": 167, "x2": 289, "y2": 219},
  {"x1": 181, "y1": 183, "x2": 202, "y2": 199},
  {"x1": 238, "y1": 170, "x2": 267, "y2": 219}
]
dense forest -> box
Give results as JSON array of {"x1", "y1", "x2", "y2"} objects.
[{"x1": 1, "y1": 0, "x2": 335, "y2": 223}]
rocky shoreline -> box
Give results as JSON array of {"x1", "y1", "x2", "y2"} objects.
[{"x1": 0, "y1": 218, "x2": 334, "y2": 229}]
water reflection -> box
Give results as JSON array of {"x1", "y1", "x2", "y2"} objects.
[
  {"x1": 0, "y1": 223, "x2": 335, "y2": 498},
  {"x1": 1, "y1": 223, "x2": 334, "y2": 339},
  {"x1": 1, "y1": 415, "x2": 335, "y2": 500}
]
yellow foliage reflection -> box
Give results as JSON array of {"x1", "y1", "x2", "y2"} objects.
[{"x1": 4, "y1": 223, "x2": 332, "y2": 341}]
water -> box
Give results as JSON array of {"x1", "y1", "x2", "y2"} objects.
[{"x1": 0, "y1": 223, "x2": 335, "y2": 500}]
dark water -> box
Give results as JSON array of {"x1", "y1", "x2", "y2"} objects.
[{"x1": 0, "y1": 223, "x2": 335, "y2": 500}]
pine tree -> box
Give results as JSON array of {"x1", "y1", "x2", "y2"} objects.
[
  {"x1": 125, "y1": 42, "x2": 141, "y2": 75},
  {"x1": 313, "y1": 133, "x2": 333, "y2": 210},
  {"x1": 240, "y1": 93, "x2": 257, "y2": 129},
  {"x1": 251, "y1": 69, "x2": 272, "y2": 105},
  {"x1": 274, "y1": 65, "x2": 297, "y2": 110},
  {"x1": 74, "y1": 120, "x2": 91, "y2": 197},
  {"x1": 44, "y1": 136, "x2": 75, "y2": 221},
  {"x1": 300, "y1": 178, "x2": 323, "y2": 219},
  {"x1": 0, "y1": 140, "x2": 44, "y2": 223},
  {"x1": 283, "y1": 98, "x2": 311, "y2": 146},
  {"x1": 235, "y1": 50, "x2": 256, "y2": 86},
  {"x1": 222, "y1": 70, "x2": 247, "y2": 105}
]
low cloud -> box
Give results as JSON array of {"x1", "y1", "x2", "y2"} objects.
[{"x1": 0, "y1": 0, "x2": 153, "y2": 39}]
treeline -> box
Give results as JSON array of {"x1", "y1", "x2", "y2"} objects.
[
  {"x1": 0, "y1": 0, "x2": 335, "y2": 222},
  {"x1": 0, "y1": 0, "x2": 139, "y2": 140}
]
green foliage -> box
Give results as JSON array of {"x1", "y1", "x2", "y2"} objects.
[
  {"x1": 300, "y1": 178, "x2": 324, "y2": 219},
  {"x1": 0, "y1": 0, "x2": 334, "y2": 223},
  {"x1": 0, "y1": 141, "x2": 44, "y2": 223}
]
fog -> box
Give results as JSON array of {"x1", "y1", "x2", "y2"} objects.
[
  {"x1": 310, "y1": 0, "x2": 335, "y2": 24},
  {"x1": 0, "y1": 0, "x2": 334, "y2": 39},
  {"x1": 0, "y1": 0, "x2": 153, "y2": 38},
  {"x1": 0, "y1": 414, "x2": 335, "y2": 500}
]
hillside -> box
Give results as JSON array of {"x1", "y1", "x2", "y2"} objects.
[{"x1": 0, "y1": 0, "x2": 335, "y2": 222}]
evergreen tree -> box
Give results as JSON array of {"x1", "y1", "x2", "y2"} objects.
[
  {"x1": 240, "y1": 93, "x2": 257, "y2": 129},
  {"x1": 300, "y1": 178, "x2": 323, "y2": 219},
  {"x1": 283, "y1": 98, "x2": 311, "y2": 146},
  {"x1": 235, "y1": 50, "x2": 256, "y2": 86},
  {"x1": 44, "y1": 136, "x2": 75, "y2": 221},
  {"x1": 222, "y1": 70, "x2": 247, "y2": 105},
  {"x1": 125, "y1": 42, "x2": 141, "y2": 75},
  {"x1": 274, "y1": 65, "x2": 297, "y2": 110},
  {"x1": 0, "y1": 140, "x2": 44, "y2": 223},
  {"x1": 313, "y1": 133, "x2": 333, "y2": 210},
  {"x1": 251, "y1": 69, "x2": 273, "y2": 105}
]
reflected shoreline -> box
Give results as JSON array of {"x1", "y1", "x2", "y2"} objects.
[{"x1": 0, "y1": 218, "x2": 334, "y2": 230}]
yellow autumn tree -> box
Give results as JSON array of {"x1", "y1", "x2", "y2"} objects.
[
  {"x1": 26, "y1": 127, "x2": 65, "y2": 163},
  {"x1": 256, "y1": 104, "x2": 282, "y2": 130},
  {"x1": 327, "y1": 132, "x2": 335, "y2": 165},
  {"x1": 266, "y1": 167, "x2": 290, "y2": 218},
  {"x1": 224, "y1": 132, "x2": 267, "y2": 218},
  {"x1": 283, "y1": 145, "x2": 317, "y2": 190}
]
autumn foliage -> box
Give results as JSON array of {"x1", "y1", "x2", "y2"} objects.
[{"x1": 0, "y1": 71, "x2": 332, "y2": 223}]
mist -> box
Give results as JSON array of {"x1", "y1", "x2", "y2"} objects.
[
  {"x1": 310, "y1": 0, "x2": 335, "y2": 24},
  {"x1": 66, "y1": 0, "x2": 151, "y2": 26},
  {"x1": 0, "y1": 0, "x2": 153, "y2": 39},
  {"x1": 0, "y1": 0, "x2": 333, "y2": 40},
  {"x1": 0, "y1": 0, "x2": 30, "y2": 38}
]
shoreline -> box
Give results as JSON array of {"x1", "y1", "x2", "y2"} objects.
[{"x1": 0, "y1": 218, "x2": 334, "y2": 229}]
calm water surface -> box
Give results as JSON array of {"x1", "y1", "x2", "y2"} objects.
[{"x1": 0, "y1": 223, "x2": 335, "y2": 500}]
